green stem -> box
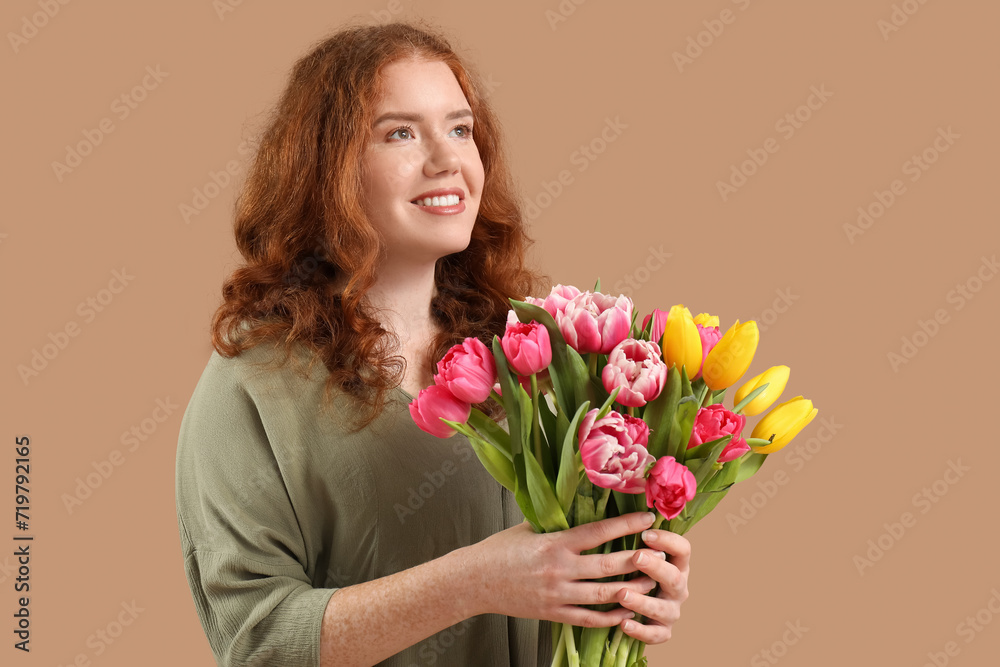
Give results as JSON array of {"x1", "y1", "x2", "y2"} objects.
[
  {"x1": 626, "y1": 636, "x2": 642, "y2": 665},
  {"x1": 588, "y1": 352, "x2": 598, "y2": 377},
  {"x1": 698, "y1": 384, "x2": 711, "y2": 408},
  {"x1": 531, "y1": 373, "x2": 542, "y2": 463},
  {"x1": 601, "y1": 624, "x2": 624, "y2": 667},
  {"x1": 490, "y1": 387, "x2": 503, "y2": 405},
  {"x1": 563, "y1": 623, "x2": 580, "y2": 667},
  {"x1": 550, "y1": 622, "x2": 566, "y2": 667},
  {"x1": 627, "y1": 405, "x2": 635, "y2": 417}
]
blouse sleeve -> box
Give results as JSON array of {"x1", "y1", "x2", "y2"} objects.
[{"x1": 175, "y1": 352, "x2": 338, "y2": 667}]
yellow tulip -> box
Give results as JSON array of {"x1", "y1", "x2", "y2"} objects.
[
  {"x1": 693, "y1": 313, "x2": 719, "y2": 328},
  {"x1": 734, "y1": 365, "x2": 790, "y2": 416},
  {"x1": 701, "y1": 320, "x2": 759, "y2": 391},
  {"x1": 750, "y1": 396, "x2": 818, "y2": 454},
  {"x1": 660, "y1": 304, "x2": 702, "y2": 378}
]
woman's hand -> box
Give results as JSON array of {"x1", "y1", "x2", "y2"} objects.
[
  {"x1": 614, "y1": 526, "x2": 691, "y2": 644},
  {"x1": 462, "y1": 512, "x2": 669, "y2": 629}
]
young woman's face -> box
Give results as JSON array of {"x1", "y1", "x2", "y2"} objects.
[{"x1": 360, "y1": 58, "x2": 485, "y2": 267}]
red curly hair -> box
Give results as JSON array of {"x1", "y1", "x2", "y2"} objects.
[{"x1": 210, "y1": 19, "x2": 549, "y2": 432}]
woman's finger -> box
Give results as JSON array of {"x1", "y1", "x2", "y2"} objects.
[
  {"x1": 561, "y1": 512, "x2": 656, "y2": 553},
  {"x1": 564, "y1": 575, "x2": 658, "y2": 606},
  {"x1": 641, "y1": 529, "x2": 692, "y2": 575},
  {"x1": 573, "y1": 549, "x2": 667, "y2": 580}
]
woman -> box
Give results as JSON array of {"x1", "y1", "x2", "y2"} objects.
[{"x1": 175, "y1": 20, "x2": 691, "y2": 667}]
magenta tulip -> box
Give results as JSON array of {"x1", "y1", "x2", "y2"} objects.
[
  {"x1": 501, "y1": 319, "x2": 552, "y2": 377},
  {"x1": 433, "y1": 337, "x2": 497, "y2": 403},
  {"x1": 408, "y1": 385, "x2": 472, "y2": 438},
  {"x1": 692, "y1": 323, "x2": 723, "y2": 381},
  {"x1": 601, "y1": 338, "x2": 668, "y2": 407},
  {"x1": 645, "y1": 457, "x2": 697, "y2": 520},
  {"x1": 641, "y1": 308, "x2": 669, "y2": 344},
  {"x1": 686, "y1": 404, "x2": 749, "y2": 463},
  {"x1": 578, "y1": 408, "x2": 655, "y2": 494}
]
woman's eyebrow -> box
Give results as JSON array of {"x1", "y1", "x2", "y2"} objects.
[{"x1": 373, "y1": 109, "x2": 473, "y2": 126}]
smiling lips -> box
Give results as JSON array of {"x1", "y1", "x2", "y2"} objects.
[{"x1": 410, "y1": 188, "x2": 466, "y2": 215}]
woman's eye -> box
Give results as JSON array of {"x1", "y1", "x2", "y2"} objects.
[
  {"x1": 388, "y1": 126, "x2": 413, "y2": 140},
  {"x1": 451, "y1": 124, "x2": 473, "y2": 138}
]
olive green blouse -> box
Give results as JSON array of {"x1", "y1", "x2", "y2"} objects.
[{"x1": 175, "y1": 341, "x2": 552, "y2": 666}]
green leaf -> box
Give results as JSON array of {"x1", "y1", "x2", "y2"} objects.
[
  {"x1": 733, "y1": 382, "x2": 769, "y2": 414},
  {"x1": 538, "y1": 392, "x2": 560, "y2": 473},
  {"x1": 523, "y1": 444, "x2": 569, "y2": 532},
  {"x1": 466, "y1": 408, "x2": 511, "y2": 460},
  {"x1": 594, "y1": 277, "x2": 601, "y2": 292},
  {"x1": 666, "y1": 395, "x2": 699, "y2": 461},
  {"x1": 644, "y1": 365, "x2": 680, "y2": 459},
  {"x1": 595, "y1": 385, "x2": 621, "y2": 420},
  {"x1": 735, "y1": 452, "x2": 769, "y2": 483},
  {"x1": 557, "y1": 401, "x2": 590, "y2": 516},
  {"x1": 444, "y1": 421, "x2": 516, "y2": 492},
  {"x1": 692, "y1": 435, "x2": 732, "y2": 489},
  {"x1": 680, "y1": 364, "x2": 693, "y2": 397}
]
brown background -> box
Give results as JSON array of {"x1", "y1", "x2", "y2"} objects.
[{"x1": 3, "y1": 0, "x2": 999, "y2": 665}]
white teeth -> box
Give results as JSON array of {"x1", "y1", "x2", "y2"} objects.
[{"x1": 414, "y1": 194, "x2": 460, "y2": 207}]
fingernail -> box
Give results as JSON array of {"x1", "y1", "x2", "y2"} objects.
[
  {"x1": 642, "y1": 530, "x2": 657, "y2": 542},
  {"x1": 623, "y1": 620, "x2": 633, "y2": 631},
  {"x1": 635, "y1": 553, "x2": 646, "y2": 565},
  {"x1": 622, "y1": 590, "x2": 631, "y2": 602},
  {"x1": 657, "y1": 551, "x2": 666, "y2": 559},
  {"x1": 626, "y1": 612, "x2": 636, "y2": 619}
]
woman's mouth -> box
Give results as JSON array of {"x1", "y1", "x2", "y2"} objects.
[{"x1": 410, "y1": 194, "x2": 466, "y2": 214}]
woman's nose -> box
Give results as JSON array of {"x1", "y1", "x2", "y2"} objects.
[{"x1": 422, "y1": 137, "x2": 461, "y2": 176}]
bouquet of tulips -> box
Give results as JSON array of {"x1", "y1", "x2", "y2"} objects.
[{"x1": 408, "y1": 282, "x2": 818, "y2": 667}]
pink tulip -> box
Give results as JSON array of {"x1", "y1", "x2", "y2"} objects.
[
  {"x1": 556, "y1": 291, "x2": 633, "y2": 355},
  {"x1": 641, "y1": 308, "x2": 669, "y2": 344},
  {"x1": 686, "y1": 404, "x2": 749, "y2": 463},
  {"x1": 501, "y1": 319, "x2": 552, "y2": 377},
  {"x1": 534, "y1": 284, "x2": 582, "y2": 320},
  {"x1": 433, "y1": 337, "x2": 497, "y2": 403},
  {"x1": 692, "y1": 324, "x2": 723, "y2": 381},
  {"x1": 601, "y1": 338, "x2": 668, "y2": 407},
  {"x1": 645, "y1": 456, "x2": 696, "y2": 520},
  {"x1": 578, "y1": 408, "x2": 655, "y2": 494},
  {"x1": 408, "y1": 385, "x2": 472, "y2": 438}
]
